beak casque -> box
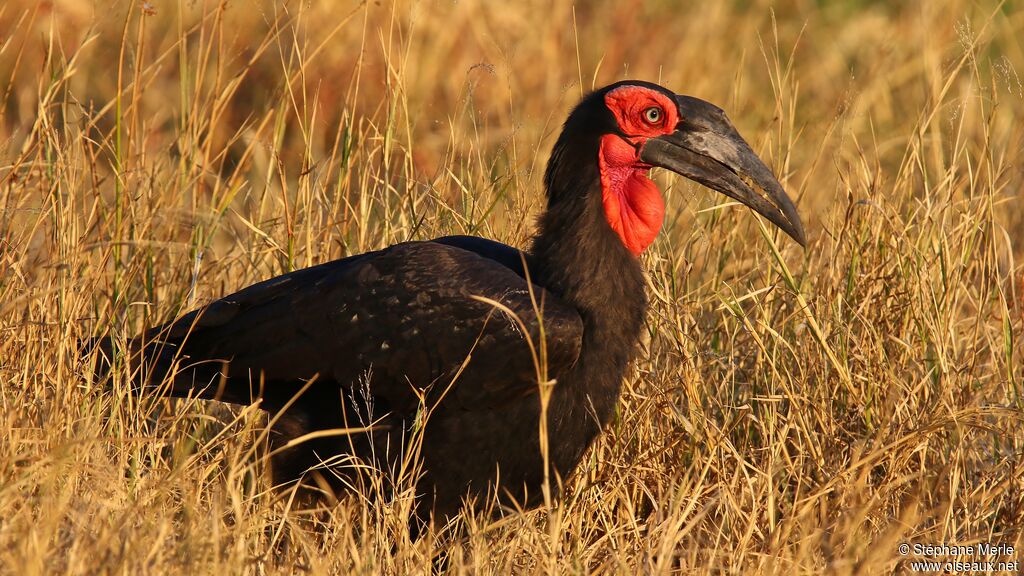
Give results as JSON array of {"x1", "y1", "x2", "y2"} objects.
[{"x1": 639, "y1": 95, "x2": 806, "y2": 246}]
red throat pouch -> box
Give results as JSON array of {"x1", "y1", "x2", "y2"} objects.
[{"x1": 598, "y1": 134, "x2": 666, "y2": 256}]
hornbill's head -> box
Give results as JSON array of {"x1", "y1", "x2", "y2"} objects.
[{"x1": 545, "y1": 80, "x2": 806, "y2": 255}]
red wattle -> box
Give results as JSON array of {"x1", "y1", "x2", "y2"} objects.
[{"x1": 599, "y1": 135, "x2": 666, "y2": 256}]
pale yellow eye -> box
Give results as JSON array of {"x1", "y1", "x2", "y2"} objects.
[{"x1": 643, "y1": 107, "x2": 662, "y2": 124}]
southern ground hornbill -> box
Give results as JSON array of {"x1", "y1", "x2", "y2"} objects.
[{"x1": 92, "y1": 81, "x2": 804, "y2": 530}]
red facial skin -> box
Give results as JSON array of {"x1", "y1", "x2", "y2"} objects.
[{"x1": 599, "y1": 86, "x2": 679, "y2": 256}]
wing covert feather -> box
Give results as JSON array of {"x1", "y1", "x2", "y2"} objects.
[{"x1": 146, "y1": 241, "x2": 583, "y2": 416}]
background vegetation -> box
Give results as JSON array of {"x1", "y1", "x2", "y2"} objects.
[{"x1": 1, "y1": 0, "x2": 1022, "y2": 573}]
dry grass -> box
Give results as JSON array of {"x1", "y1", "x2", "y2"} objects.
[{"x1": 2, "y1": 0, "x2": 1023, "y2": 573}]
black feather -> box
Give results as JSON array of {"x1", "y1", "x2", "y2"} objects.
[{"x1": 92, "y1": 82, "x2": 658, "y2": 529}]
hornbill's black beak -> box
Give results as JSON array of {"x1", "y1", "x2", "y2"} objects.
[{"x1": 639, "y1": 95, "x2": 806, "y2": 246}]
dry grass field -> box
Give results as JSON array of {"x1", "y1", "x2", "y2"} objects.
[{"x1": 1, "y1": 0, "x2": 1023, "y2": 573}]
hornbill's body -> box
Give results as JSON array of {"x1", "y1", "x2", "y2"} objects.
[{"x1": 94, "y1": 81, "x2": 804, "y2": 527}]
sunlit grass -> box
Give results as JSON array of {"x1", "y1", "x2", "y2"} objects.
[{"x1": 0, "y1": 0, "x2": 1022, "y2": 573}]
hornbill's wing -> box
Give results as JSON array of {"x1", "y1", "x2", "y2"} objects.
[{"x1": 126, "y1": 239, "x2": 583, "y2": 418}]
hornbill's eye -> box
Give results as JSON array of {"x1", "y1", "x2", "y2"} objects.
[{"x1": 643, "y1": 107, "x2": 663, "y2": 124}]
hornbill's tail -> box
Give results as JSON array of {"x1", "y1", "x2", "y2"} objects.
[{"x1": 80, "y1": 332, "x2": 220, "y2": 402}]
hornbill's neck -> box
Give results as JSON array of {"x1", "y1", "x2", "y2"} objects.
[{"x1": 529, "y1": 127, "x2": 649, "y2": 377}]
